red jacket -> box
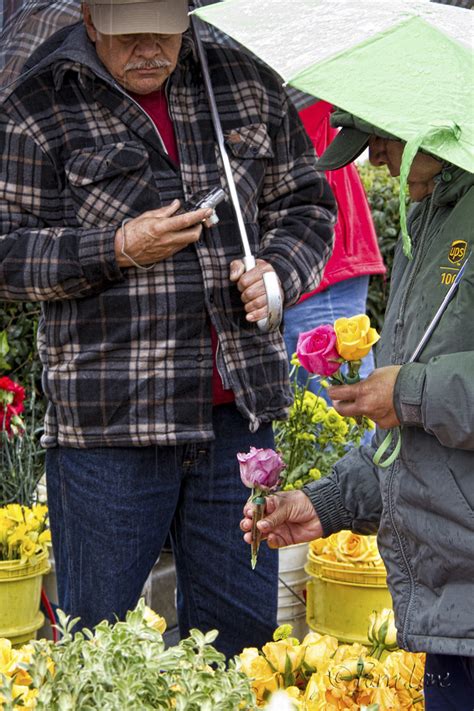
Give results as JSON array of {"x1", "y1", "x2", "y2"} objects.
[{"x1": 298, "y1": 101, "x2": 385, "y2": 299}]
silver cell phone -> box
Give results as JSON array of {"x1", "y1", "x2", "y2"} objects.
[{"x1": 177, "y1": 187, "x2": 226, "y2": 227}]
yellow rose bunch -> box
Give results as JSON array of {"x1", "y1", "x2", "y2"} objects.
[
  {"x1": 310, "y1": 531, "x2": 383, "y2": 567},
  {"x1": 0, "y1": 504, "x2": 50, "y2": 563},
  {"x1": 240, "y1": 623, "x2": 426, "y2": 710}
]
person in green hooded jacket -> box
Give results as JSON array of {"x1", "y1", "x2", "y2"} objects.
[{"x1": 241, "y1": 112, "x2": 474, "y2": 708}]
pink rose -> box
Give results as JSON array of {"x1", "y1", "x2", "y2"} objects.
[
  {"x1": 237, "y1": 447, "x2": 285, "y2": 491},
  {"x1": 296, "y1": 324, "x2": 341, "y2": 377}
]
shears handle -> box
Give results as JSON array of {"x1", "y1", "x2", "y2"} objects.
[{"x1": 242, "y1": 256, "x2": 283, "y2": 333}]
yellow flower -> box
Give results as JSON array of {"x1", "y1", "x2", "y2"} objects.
[
  {"x1": 325, "y1": 531, "x2": 383, "y2": 566},
  {"x1": 142, "y1": 606, "x2": 167, "y2": 634},
  {"x1": 367, "y1": 609, "x2": 398, "y2": 651},
  {"x1": 290, "y1": 353, "x2": 301, "y2": 368},
  {"x1": 239, "y1": 648, "x2": 279, "y2": 704},
  {"x1": 303, "y1": 672, "x2": 327, "y2": 711},
  {"x1": 356, "y1": 684, "x2": 400, "y2": 710},
  {"x1": 384, "y1": 650, "x2": 425, "y2": 707},
  {"x1": 0, "y1": 639, "x2": 14, "y2": 676},
  {"x1": 261, "y1": 639, "x2": 305, "y2": 675},
  {"x1": 334, "y1": 314, "x2": 380, "y2": 362},
  {"x1": 38, "y1": 529, "x2": 52, "y2": 546},
  {"x1": 303, "y1": 634, "x2": 339, "y2": 673},
  {"x1": 332, "y1": 643, "x2": 368, "y2": 665},
  {"x1": 20, "y1": 536, "x2": 38, "y2": 561},
  {"x1": 11, "y1": 685, "x2": 38, "y2": 709}
]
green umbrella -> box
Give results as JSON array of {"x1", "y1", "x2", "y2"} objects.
[{"x1": 193, "y1": 0, "x2": 473, "y2": 254}]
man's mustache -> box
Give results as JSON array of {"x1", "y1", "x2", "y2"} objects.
[{"x1": 124, "y1": 59, "x2": 172, "y2": 71}]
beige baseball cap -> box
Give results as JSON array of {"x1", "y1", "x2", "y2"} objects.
[{"x1": 87, "y1": 0, "x2": 189, "y2": 36}]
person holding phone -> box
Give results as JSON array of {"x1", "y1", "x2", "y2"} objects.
[{"x1": 0, "y1": 0, "x2": 335, "y2": 657}]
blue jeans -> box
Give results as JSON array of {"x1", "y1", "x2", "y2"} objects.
[
  {"x1": 424, "y1": 653, "x2": 474, "y2": 710},
  {"x1": 283, "y1": 276, "x2": 374, "y2": 399},
  {"x1": 46, "y1": 404, "x2": 278, "y2": 658}
]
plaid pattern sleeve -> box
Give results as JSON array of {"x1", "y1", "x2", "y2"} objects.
[
  {"x1": 0, "y1": 27, "x2": 336, "y2": 447},
  {"x1": 0, "y1": 114, "x2": 124, "y2": 301}
]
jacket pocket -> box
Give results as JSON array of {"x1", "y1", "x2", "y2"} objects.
[
  {"x1": 220, "y1": 123, "x2": 274, "y2": 223},
  {"x1": 64, "y1": 141, "x2": 152, "y2": 227}
]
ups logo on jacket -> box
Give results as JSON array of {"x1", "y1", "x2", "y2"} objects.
[{"x1": 448, "y1": 240, "x2": 467, "y2": 265}]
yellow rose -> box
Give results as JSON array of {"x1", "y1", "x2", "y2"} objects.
[
  {"x1": 328, "y1": 655, "x2": 384, "y2": 685},
  {"x1": 356, "y1": 684, "x2": 399, "y2": 709},
  {"x1": 142, "y1": 606, "x2": 167, "y2": 634},
  {"x1": 331, "y1": 531, "x2": 383, "y2": 566},
  {"x1": 332, "y1": 643, "x2": 368, "y2": 665},
  {"x1": 261, "y1": 639, "x2": 305, "y2": 675},
  {"x1": 239, "y1": 647, "x2": 279, "y2": 703},
  {"x1": 367, "y1": 609, "x2": 398, "y2": 651},
  {"x1": 384, "y1": 650, "x2": 425, "y2": 707},
  {"x1": 334, "y1": 314, "x2": 380, "y2": 362},
  {"x1": 303, "y1": 672, "x2": 328, "y2": 711},
  {"x1": 303, "y1": 635, "x2": 339, "y2": 673}
]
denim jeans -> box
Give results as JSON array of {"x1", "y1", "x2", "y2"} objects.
[
  {"x1": 46, "y1": 404, "x2": 278, "y2": 658},
  {"x1": 424, "y1": 653, "x2": 474, "y2": 710},
  {"x1": 283, "y1": 276, "x2": 374, "y2": 398}
]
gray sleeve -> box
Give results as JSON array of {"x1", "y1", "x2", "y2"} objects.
[
  {"x1": 303, "y1": 442, "x2": 383, "y2": 537},
  {"x1": 394, "y1": 353, "x2": 474, "y2": 450}
]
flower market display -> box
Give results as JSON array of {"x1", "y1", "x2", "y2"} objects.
[
  {"x1": 240, "y1": 613, "x2": 425, "y2": 709},
  {"x1": 0, "y1": 601, "x2": 426, "y2": 710}
]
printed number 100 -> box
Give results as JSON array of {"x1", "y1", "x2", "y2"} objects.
[{"x1": 441, "y1": 272, "x2": 457, "y2": 285}]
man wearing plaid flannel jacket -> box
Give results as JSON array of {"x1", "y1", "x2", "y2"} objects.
[{"x1": 0, "y1": 0, "x2": 336, "y2": 657}]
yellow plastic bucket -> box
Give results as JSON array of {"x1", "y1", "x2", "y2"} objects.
[
  {"x1": 0, "y1": 552, "x2": 51, "y2": 646},
  {"x1": 305, "y1": 548, "x2": 393, "y2": 646}
]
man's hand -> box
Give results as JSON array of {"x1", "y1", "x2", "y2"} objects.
[
  {"x1": 240, "y1": 490, "x2": 323, "y2": 549},
  {"x1": 229, "y1": 259, "x2": 283, "y2": 323},
  {"x1": 115, "y1": 200, "x2": 213, "y2": 268},
  {"x1": 328, "y1": 365, "x2": 402, "y2": 429}
]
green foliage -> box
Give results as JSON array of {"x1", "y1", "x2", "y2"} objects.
[
  {"x1": 3, "y1": 600, "x2": 258, "y2": 711},
  {"x1": 0, "y1": 302, "x2": 45, "y2": 421},
  {"x1": 357, "y1": 162, "x2": 403, "y2": 331},
  {"x1": 0, "y1": 386, "x2": 45, "y2": 506}
]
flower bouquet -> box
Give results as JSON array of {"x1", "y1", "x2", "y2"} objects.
[{"x1": 274, "y1": 315, "x2": 379, "y2": 491}]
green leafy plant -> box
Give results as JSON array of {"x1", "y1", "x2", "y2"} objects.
[
  {"x1": 0, "y1": 600, "x2": 258, "y2": 710},
  {"x1": 357, "y1": 162, "x2": 404, "y2": 331},
  {"x1": 0, "y1": 302, "x2": 45, "y2": 424}
]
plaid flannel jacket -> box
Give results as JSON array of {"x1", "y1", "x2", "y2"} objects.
[{"x1": 0, "y1": 25, "x2": 336, "y2": 448}]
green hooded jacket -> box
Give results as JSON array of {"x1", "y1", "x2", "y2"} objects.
[{"x1": 304, "y1": 164, "x2": 474, "y2": 655}]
